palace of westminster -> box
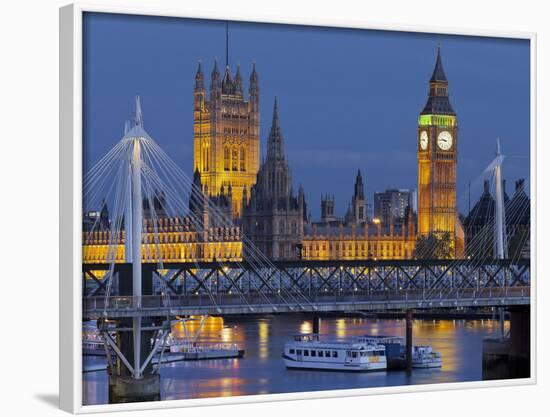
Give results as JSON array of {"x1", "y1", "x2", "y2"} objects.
[{"x1": 83, "y1": 48, "x2": 530, "y2": 263}]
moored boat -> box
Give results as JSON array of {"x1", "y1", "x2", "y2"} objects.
[
  {"x1": 169, "y1": 339, "x2": 245, "y2": 360},
  {"x1": 283, "y1": 334, "x2": 387, "y2": 372},
  {"x1": 155, "y1": 316, "x2": 245, "y2": 361},
  {"x1": 357, "y1": 335, "x2": 442, "y2": 369},
  {"x1": 412, "y1": 345, "x2": 442, "y2": 368}
]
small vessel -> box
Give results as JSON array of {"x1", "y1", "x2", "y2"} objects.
[
  {"x1": 169, "y1": 339, "x2": 244, "y2": 360},
  {"x1": 283, "y1": 334, "x2": 387, "y2": 372},
  {"x1": 155, "y1": 316, "x2": 245, "y2": 361},
  {"x1": 82, "y1": 338, "x2": 105, "y2": 356},
  {"x1": 412, "y1": 345, "x2": 442, "y2": 368},
  {"x1": 82, "y1": 320, "x2": 113, "y2": 356},
  {"x1": 358, "y1": 335, "x2": 442, "y2": 369},
  {"x1": 356, "y1": 335, "x2": 406, "y2": 370}
]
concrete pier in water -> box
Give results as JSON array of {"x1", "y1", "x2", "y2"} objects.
[
  {"x1": 482, "y1": 305, "x2": 530, "y2": 380},
  {"x1": 108, "y1": 265, "x2": 162, "y2": 403}
]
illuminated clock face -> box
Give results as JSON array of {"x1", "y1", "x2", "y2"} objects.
[
  {"x1": 437, "y1": 131, "x2": 453, "y2": 151},
  {"x1": 420, "y1": 131, "x2": 428, "y2": 150}
]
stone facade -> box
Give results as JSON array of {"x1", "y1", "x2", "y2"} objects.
[
  {"x1": 242, "y1": 99, "x2": 305, "y2": 260},
  {"x1": 193, "y1": 60, "x2": 260, "y2": 218}
]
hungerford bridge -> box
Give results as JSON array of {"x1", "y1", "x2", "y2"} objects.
[
  {"x1": 83, "y1": 98, "x2": 531, "y2": 402},
  {"x1": 82, "y1": 258, "x2": 530, "y2": 319}
]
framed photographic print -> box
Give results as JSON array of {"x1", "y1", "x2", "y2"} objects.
[{"x1": 59, "y1": 2, "x2": 536, "y2": 413}]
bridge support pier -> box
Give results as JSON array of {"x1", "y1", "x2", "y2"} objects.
[
  {"x1": 482, "y1": 305, "x2": 530, "y2": 380},
  {"x1": 312, "y1": 313, "x2": 320, "y2": 334},
  {"x1": 108, "y1": 265, "x2": 161, "y2": 404},
  {"x1": 405, "y1": 309, "x2": 413, "y2": 373},
  {"x1": 109, "y1": 374, "x2": 160, "y2": 404}
]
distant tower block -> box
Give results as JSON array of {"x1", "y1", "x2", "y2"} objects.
[
  {"x1": 193, "y1": 60, "x2": 260, "y2": 218},
  {"x1": 417, "y1": 46, "x2": 459, "y2": 244}
]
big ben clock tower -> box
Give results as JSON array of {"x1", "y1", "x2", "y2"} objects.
[{"x1": 417, "y1": 46, "x2": 458, "y2": 245}]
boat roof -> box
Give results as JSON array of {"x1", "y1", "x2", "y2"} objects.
[
  {"x1": 289, "y1": 334, "x2": 387, "y2": 349},
  {"x1": 286, "y1": 339, "x2": 385, "y2": 350}
]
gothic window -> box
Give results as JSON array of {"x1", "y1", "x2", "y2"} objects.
[
  {"x1": 232, "y1": 147, "x2": 238, "y2": 171},
  {"x1": 224, "y1": 147, "x2": 230, "y2": 171},
  {"x1": 240, "y1": 147, "x2": 246, "y2": 171},
  {"x1": 291, "y1": 220, "x2": 297, "y2": 235},
  {"x1": 279, "y1": 220, "x2": 285, "y2": 234},
  {"x1": 203, "y1": 145, "x2": 210, "y2": 171}
]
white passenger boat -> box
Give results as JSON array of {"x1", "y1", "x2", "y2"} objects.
[
  {"x1": 283, "y1": 334, "x2": 387, "y2": 372},
  {"x1": 412, "y1": 345, "x2": 442, "y2": 368},
  {"x1": 168, "y1": 339, "x2": 244, "y2": 360},
  {"x1": 154, "y1": 316, "x2": 245, "y2": 361}
]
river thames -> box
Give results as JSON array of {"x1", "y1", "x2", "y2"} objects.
[{"x1": 83, "y1": 315, "x2": 507, "y2": 405}]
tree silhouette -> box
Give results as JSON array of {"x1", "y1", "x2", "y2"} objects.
[{"x1": 413, "y1": 232, "x2": 453, "y2": 259}]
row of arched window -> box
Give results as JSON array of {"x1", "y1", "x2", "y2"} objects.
[
  {"x1": 302, "y1": 240, "x2": 415, "y2": 260},
  {"x1": 82, "y1": 242, "x2": 243, "y2": 262},
  {"x1": 224, "y1": 146, "x2": 246, "y2": 172}
]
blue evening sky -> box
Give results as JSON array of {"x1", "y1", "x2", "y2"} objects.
[{"x1": 83, "y1": 12, "x2": 530, "y2": 218}]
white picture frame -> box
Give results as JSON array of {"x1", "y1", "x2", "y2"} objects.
[{"x1": 59, "y1": 2, "x2": 537, "y2": 413}]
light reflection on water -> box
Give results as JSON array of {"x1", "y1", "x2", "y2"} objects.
[{"x1": 83, "y1": 316, "x2": 506, "y2": 405}]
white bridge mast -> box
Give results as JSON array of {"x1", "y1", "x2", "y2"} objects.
[
  {"x1": 131, "y1": 136, "x2": 143, "y2": 378},
  {"x1": 494, "y1": 139, "x2": 507, "y2": 259}
]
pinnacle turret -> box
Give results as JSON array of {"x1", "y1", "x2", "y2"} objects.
[
  {"x1": 249, "y1": 62, "x2": 259, "y2": 92},
  {"x1": 211, "y1": 59, "x2": 221, "y2": 89},
  {"x1": 222, "y1": 65, "x2": 235, "y2": 95},
  {"x1": 234, "y1": 64, "x2": 243, "y2": 94},
  {"x1": 195, "y1": 60, "x2": 205, "y2": 91}
]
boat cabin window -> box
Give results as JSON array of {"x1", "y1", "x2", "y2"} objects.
[
  {"x1": 296, "y1": 349, "x2": 302, "y2": 355},
  {"x1": 289, "y1": 349, "x2": 295, "y2": 354},
  {"x1": 318, "y1": 351, "x2": 323, "y2": 357},
  {"x1": 332, "y1": 351, "x2": 338, "y2": 358},
  {"x1": 349, "y1": 351, "x2": 358, "y2": 358},
  {"x1": 304, "y1": 350, "x2": 309, "y2": 356},
  {"x1": 311, "y1": 350, "x2": 316, "y2": 357},
  {"x1": 325, "y1": 351, "x2": 331, "y2": 357}
]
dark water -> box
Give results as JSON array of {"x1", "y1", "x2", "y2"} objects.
[{"x1": 83, "y1": 315, "x2": 507, "y2": 405}]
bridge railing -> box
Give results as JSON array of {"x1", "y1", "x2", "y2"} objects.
[{"x1": 83, "y1": 286, "x2": 530, "y2": 315}]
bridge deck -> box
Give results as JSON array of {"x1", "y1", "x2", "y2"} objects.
[{"x1": 83, "y1": 287, "x2": 530, "y2": 318}]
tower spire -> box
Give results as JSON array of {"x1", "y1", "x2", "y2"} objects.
[
  {"x1": 430, "y1": 43, "x2": 447, "y2": 83},
  {"x1": 354, "y1": 169, "x2": 365, "y2": 200},
  {"x1": 267, "y1": 97, "x2": 284, "y2": 161},
  {"x1": 272, "y1": 96, "x2": 279, "y2": 128},
  {"x1": 421, "y1": 44, "x2": 454, "y2": 115}
]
